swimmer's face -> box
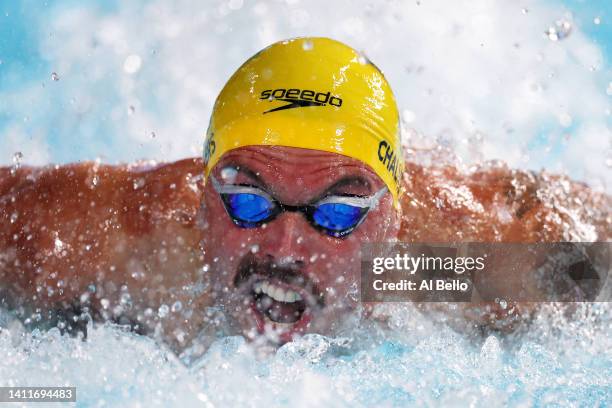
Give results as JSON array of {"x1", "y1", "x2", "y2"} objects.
[{"x1": 201, "y1": 146, "x2": 399, "y2": 343}]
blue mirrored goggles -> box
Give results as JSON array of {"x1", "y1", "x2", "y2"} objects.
[{"x1": 210, "y1": 175, "x2": 387, "y2": 238}]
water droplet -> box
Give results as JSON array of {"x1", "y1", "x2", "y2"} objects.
[
  {"x1": 123, "y1": 54, "x2": 142, "y2": 74},
  {"x1": 545, "y1": 19, "x2": 572, "y2": 41},
  {"x1": 131, "y1": 270, "x2": 145, "y2": 280},
  {"x1": 402, "y1": 109, "x2": 416, "y2": 123},
  {"x1": 10, "y1": 212, "x2": 18, "y2": 223},
  {"x1": 133, "y1": 178, "x2": 145, "y2": 190},
  {"x1": 521, "y1": 8, "x2": 529, "y2": 14},
  {"x1": 51, "y1": 72, "x2": 60, "y2": 81},
  {"x1": 128, "y1": 105, "x2": 135, "y2": 115},
  {"x1": 250, "y1": 244, "x2": 259, "y2": 253},
  {"x1": 499, "y1": 299, "x2": 508, "y2": 309},
  {"x1": 530, "y1": 82, "x2": 544, "y2": 93},
  {"x1": 158, "y1": 304, "x2": 169, "y2": 318},
  {"x1": 545, "y1": 28, "x2": 559, "y2": 41},
  {"x1": 100, "y1": 298, "x2": 110, "y2": 309},
  {"x1": 171, "y1": 301, "x2": 182, "y2": 312},
  {"x1": 220, "y1": 166, "x2": 238, "y2": 183},
  {"x1": 606, "y1": 82, "x2": 612, "y2": 96},
  {"x1": 174, "y1": 329, "x2": 186, "y2": 343},
  {"x1": 120, "y1": 292, "x2": 132, "y2": 306},
  {"x1": 150, "y1": 131, "x2": 156, "y2": 139},
  {"x1": 302, "y1": 39, "x2": 313, "y2": 51},
  {"x1": 594, "y1": 17, "x2": 601, "y2": 25},
  {"x1": 54, "y1": 237, "x2": 64, "y2": 253},
  {"x1": 357, "y1": 53, "x2": 368, "y2": 65},
  {"x1": 348, "y1": 281, "x2": 359, "y2": 302},
  {"x1": 9, "y1": 152, "x2": 22, "y2": 175},
  {"x1": 13, "y1": 151, "x2": 23, "y2": 165},
  {"x1": 202, "y1": 264, "x2": 210, "y2": 272},
  {"x1": 558, "y1": 112, "x2": 573, "y2": 128}
]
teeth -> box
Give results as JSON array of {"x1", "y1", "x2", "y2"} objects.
[
  {"x1": 286, "y1": 291, "x2": 302, "y2": 302},
  {"x1": 255, "y1": 280, "x2": 302, "y2": 303},
  {"x1": 272, "y1": 288, "x2": 285, "y2": 302}
]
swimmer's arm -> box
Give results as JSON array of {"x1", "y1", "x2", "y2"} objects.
[
  {"x1": 0, "y1": 158, "x2": 206, "y2": 325},
  {"x1": 467, "y1": 167, "x2": 610, "y2": 321},
  {"x1": 403, "y1": 163, "x2": 610, "y2": 241},
  {"x1": 471, "y1": 168, "x2": 611, "y2": 242},
  {"x1": 401, "y1": 163, "x2": 610, "y2": 334}
]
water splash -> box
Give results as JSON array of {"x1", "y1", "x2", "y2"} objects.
[
  {"x1": 302, "y1": 39, "x2": 313, "y2": 51},
  {"x1": 123, "y1": 55, "x2": 142, "y2": 74},
  {"x1": 0, "y1": 303, "x2": 609, "y2": 407},
  {"x1": 545, "y1": 19, "x2": 572, "y2": 41},
  {"x1": 9, "y1": 152, "x2": 23, "y2": 175}
]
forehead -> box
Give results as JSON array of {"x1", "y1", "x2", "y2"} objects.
[{"x1": 212, "y1": 146, "x2": 384, "y2": 201}]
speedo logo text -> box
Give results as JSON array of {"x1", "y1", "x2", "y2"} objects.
[{"x1": 260, "y1": 88, "x2": 343, "y2": 114}]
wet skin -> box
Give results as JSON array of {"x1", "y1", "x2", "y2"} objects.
[{"x1": 0, "y1": 146, "x2": 609, "y2": 349}]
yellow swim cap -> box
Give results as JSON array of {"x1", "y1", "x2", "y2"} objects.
[{"x1": 203, "y1": 37, "x2": 403, "y2": 205}]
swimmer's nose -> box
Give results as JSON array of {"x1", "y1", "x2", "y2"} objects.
[{"x1": 260, "y1": 212, "x2": 310, "y2": 261}]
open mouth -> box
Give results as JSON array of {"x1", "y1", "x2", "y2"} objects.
[
  {"x1": 247, "y1": 276, "x2": 321, "y2": 342},
  {"x1": 234, "y1": 255, "x2": 324, "y2": 342},
  {"x1": 253, "y1": 280, "x2": 306, "y2": 324}
]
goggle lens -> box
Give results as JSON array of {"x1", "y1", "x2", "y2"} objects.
[
  {"x1": 223, "y1": 193, "x2": 274, "y2": 226},
  {"x1": 312, "y1": 203, "x2": 367, "y2": 233}
]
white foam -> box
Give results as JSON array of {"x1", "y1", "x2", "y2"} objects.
[{"x1": 1, "y1": 303, "x2": 610, "y2": 407}]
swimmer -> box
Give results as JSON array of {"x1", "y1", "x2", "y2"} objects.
[{"x1": 0, "y1": 38, "x2": 609, "y2": 350}]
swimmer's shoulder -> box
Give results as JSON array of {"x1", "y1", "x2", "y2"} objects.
[
  {"x1": 0, "y1": 157, "x2": 206, "y2": 305},
  {"x1": 399, "y1": 161, "x2": 610, "y2": 242},
  {"x1": 0, "y1": 157, "x2": 204, "y2": 199},
  {"x1": 0, "y1": 157, "x2": 205, "y2": 235}
]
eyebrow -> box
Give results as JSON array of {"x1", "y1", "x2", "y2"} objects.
[
  {"x1": 220, "y1": 163, "x2": 373, "y2": 198},
  {"x1": 324, "y1": 176, "x2": 372, "y2": 195}
]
